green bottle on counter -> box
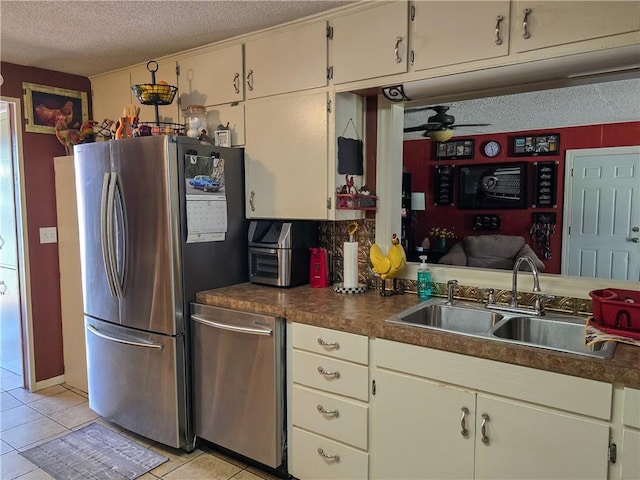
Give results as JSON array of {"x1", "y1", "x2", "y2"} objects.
[{"x1": 417, "y1": 255, "x2": 431, "y2": 300}]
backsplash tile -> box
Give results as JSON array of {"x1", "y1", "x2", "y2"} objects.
[{"x1": 318, "y1": 220, "x2": 592, "y2": 316}]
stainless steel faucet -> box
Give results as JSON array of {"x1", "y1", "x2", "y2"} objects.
[
  {"x1": 510, "y1": 256, "x2": 541, "y2": 309},
  {"x1": 446, "y1": 280, "x2": 458, "y2": 305},
  {"x1": 486, "y1": 256, "x2": 549, "y2": 316}
]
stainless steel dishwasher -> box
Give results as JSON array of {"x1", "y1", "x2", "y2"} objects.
[{"x1": 191, "y1": 303, "x2": 285, "y2": 470}]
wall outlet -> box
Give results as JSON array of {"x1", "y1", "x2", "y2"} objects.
[{"x1": 39, "y1": 227, "x2": 58, "y2": 244}]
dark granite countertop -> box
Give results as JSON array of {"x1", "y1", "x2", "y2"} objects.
[{"x1": 196, "y1": 283, "x2": 640, "y2": 389}]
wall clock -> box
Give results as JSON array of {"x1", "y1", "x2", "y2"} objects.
[{"x1": 482, "y1": 140, "x2": 501, "y2": 158}]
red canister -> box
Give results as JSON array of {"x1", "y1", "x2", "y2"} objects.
[{"x1": 309, "y1": 248, "x2": 329, "y2": 288}]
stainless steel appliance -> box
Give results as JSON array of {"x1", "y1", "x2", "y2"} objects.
[
  {"x1": 191, "y1": 303, "x2": 285, "y2": 469},
  {"x1": 74, "y1": 136, "x2": 247, "y2": 450},
  {"x1": 248, "y1": 220, "x2": 316, "y2": 287}
]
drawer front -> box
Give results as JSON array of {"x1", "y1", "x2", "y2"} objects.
[
  {"x1": 623, "y1": 387, "x2": 640, "y2": 428},
  {"x1": 293, "y1": 350, "x2": 369, "y2": 401},
  {"x1": 293, "y1": 323, "x2": 368, "y2": 364},
  {"x1": 292, "y1": 385, "x2": 368, "y2": 450},
  {"x1": 291, "y1": 427, "x2": 368, "y2": 480}
]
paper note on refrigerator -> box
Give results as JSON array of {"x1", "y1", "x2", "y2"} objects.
[{"x1": 186, "y1": 196, "x2": 228, "y2": 243}]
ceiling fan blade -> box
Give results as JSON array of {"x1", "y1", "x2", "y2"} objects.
[
  {"x1": 452, "y1": 123, "x2": 491, "y2": 128},
  {"x1": 404, "y1": 125, "x2": 429, "y2": 133},
  {"x1": 404, "y1": 122, "x2": 444, "y2": 132}
]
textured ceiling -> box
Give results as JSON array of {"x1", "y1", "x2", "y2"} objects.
[
  {"x1": 403, "y1": 77, "x2": 640, "y2": 139},
  {"x1": 0, "y1": 0, "x2": 353, "y2": 77}
]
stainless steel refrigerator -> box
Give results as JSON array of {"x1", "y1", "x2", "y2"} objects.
[{"x1": 74, "y1": 135, "x2": 247, "y2": 451}]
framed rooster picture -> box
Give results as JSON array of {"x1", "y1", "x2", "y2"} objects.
[{"x1": 23, "y1": 82, "x2": 88, "y2": 134}]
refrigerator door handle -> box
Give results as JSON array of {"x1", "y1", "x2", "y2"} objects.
[
  {"x1": 112, "y1": 173, "x2": 128, "y2": 297},
  {"x1": 87, "y1": 324, "x2": 165, "y2": 350},
  {"x1": 191, "y1": 314, "x2": 273, "y2": 336},
  {"x1": 100, "y1": 173, "x2": 118, "y2": 298}
]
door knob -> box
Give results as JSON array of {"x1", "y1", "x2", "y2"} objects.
[
  {"x1": 632, "y1": 226, "x2": 639, "y2": 232},
  {"x1": 631, "y1": 237, "x2": 639, "y2": 243}
]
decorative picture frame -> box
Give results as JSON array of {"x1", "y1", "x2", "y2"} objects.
[
  {"x1": 435, "y1": 139, "x2": 474, "y2": 160},
  {"x1": 532, "y1": 160, "x2": 558, "y2": 208},
  {"x1": 511, "y1": 133, "x2": 560, "y2": 157},
  {"x1": 458, "y1": 162, "x2": 527, "y2": 209},
  {"x1": 214, "y1": 130, "x2": 231, "y2": 147},
  {"x1": 433, "y1": 165, "x2": 455, "y2": 206},
  {"x1": 22, "y1": 82, "x2": 88, "y2": 134}
]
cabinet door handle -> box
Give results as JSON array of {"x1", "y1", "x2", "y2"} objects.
[
  {"x1": 317, "y1": 337, "x2": 339, "y2": 349},
  {"x1": 522, "y1": 8, "x2": 532, "y2": 39},
  {"x1": 249, "y1": 191, "x2": 255, "y2": 212},
  {"x1": 0, "y1": 280, "x2": 7, "y2": 296},
  {"x1": 318, "y1": 366, "x2": 340, "y2": 379},
  {"x1": 317, "y1": 404, "x2": 340, "y2": 418},
  {"x1": 233, "y1": 72, "x2": 240, "y2": 94},
  {"x1": 460, "y1": 407, "x2": 469, "y2": 437},
  {"x1": 481, "y1": 413, "x2": 490, "y2": 444},
  {"x1": 246, "y1": 69, "x2": 254, "y2": 91},
  {"x1": 394, "y1": 36, "x2": 403, "y2": 63},
  {"x1": 317, "y1": 448, "x2": 340, "y2": 462},
  {"x1": 494, "y1": 15, "x2": 504, "y2": 45}
]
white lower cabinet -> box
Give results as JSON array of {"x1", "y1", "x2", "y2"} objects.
[
  {"x1": 372, "y1": 369, "x2": 475, "y2": 479},
  {"x1": 620, "y1": 387, "x2": 640, "y2": 479},
  {"x1": 474, "y1": 394, "x2": 609, "y2": 480},
  {"x1": 371, "y1": 339, "x2": 613, "y2": 480},
  {"x1": 290, "y1": 323, "x2": 369, "y2": 479}
]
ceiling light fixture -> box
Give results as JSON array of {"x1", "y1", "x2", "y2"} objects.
[{"x1": 427, "y1": 129, "x2": 455, "y2": 142}]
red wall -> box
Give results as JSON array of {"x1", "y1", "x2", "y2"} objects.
[
  {"x1": 2, "y1": 62, "x2": 92, "y2": 382},
  {"x1": 404, "y1": 122, "x2": 640, "y2": 274}
]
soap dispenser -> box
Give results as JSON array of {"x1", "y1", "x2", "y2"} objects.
[{"x1": 417, "y1": 255, "x2": 431, "y2": 300}]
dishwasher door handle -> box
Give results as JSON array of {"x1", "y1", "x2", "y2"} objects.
[{"x1": 191, "y1": 314, "x2": 273, "y2": 336}]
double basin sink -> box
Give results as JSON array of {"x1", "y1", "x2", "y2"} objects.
[{"x1": 386, "y1": 299, "x2": 616, "y2": 359}]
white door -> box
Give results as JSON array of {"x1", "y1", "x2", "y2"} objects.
[
  {"x1": 563, "y1": 146, "x2": 640, "y2": 281},
  {"x1": 0, "y1": 100, "x2": 25, "y2": 385}
]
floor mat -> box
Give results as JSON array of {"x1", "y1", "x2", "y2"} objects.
[{"x1": 20, "y1": 423, "x2": 168, "y2": 480}]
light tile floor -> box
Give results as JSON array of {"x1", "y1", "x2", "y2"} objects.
[{"x1": 0, "y1": 369, "x2": 282, "y2": 480}]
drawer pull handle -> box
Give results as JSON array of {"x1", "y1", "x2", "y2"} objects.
[
  {"x1": 494, "y1": 15, "x2": 504, "y2": 45},
  {"x1": 394, "y1": 36, "x2": 403, "y2": 63},
  {"x1": 522, "y1": 8, "x2": 532, "y2": 39},
  {"x1": 460, "y1": 407, "x2": 469, "y2": 437},
  {"x1": 317, "y1": 404, "x2": 339, "y2": 418},
  {"x1": 481, "y1": 413, "x2": 490, "y2": 444},
  {"x1": 317, "y1": 338, "x2": 339, "y2": 349},
  {"x1": 318, "y1": 366, "x2": 340, "y2": 379},
  {"x1": 317, "y1": 448, "x2": 340, "y2": 462}
]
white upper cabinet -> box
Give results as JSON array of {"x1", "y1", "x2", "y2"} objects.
[
  {"x1": 512, "y1": 1, "x2": 640, "y2": 53},
  {"x1": 245, "y1": 91, "x2": 328, "y2": 219},
  {"x1": 91, "y1": 70, "x2": 132, "y2": 123},
  {"x1": 331, "y1": 2, "x2": 409, "y2": 84},
  {"x1": 411, "y1": 1, "x2": 511, "y2": 71},
  {"x1": 177, "y1": 44, "x2": 244, "y2": 107},
  {"x1": 130, "y1": 58, "x2": 180, "y2": 124},
  {"x1": 244, "y1": 21, "x2": 328, "y2": 99}
]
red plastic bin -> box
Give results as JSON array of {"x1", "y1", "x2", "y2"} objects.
[{"x1": 589, "y1": 288, "x2": 640, "y2": 336}]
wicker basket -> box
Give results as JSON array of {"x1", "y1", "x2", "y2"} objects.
[{"x1": 131, "y1": 83, "x2": 178, "y2": 106}]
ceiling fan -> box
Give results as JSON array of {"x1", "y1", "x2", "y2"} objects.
[{"x1": 404, "y1": 105, "x2": 490, "y2": 142}]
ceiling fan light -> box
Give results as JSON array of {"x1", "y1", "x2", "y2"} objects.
[{"x1": 427, "y1": 129, "x2": 455, "y2": 142}]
